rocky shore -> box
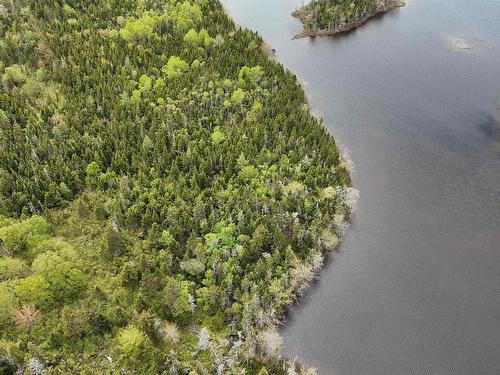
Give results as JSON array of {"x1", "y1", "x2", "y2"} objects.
[{"x1": 293, "y1": 0, "x2": 406, "y2": 38}]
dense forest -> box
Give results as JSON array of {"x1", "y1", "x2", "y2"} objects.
[
  {"x1": 293, "y1": 0, "x2": 405, "y2": 37},
  {"x1": 0, "y1": 0, "x2": 356, "y2": 373}
]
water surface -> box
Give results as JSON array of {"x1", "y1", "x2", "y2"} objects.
[{"x1": 221, "y1": 1, "x2": 500, "y2": 374}]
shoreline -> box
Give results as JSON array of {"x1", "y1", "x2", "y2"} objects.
[
  {"x1": 220, "y1": 1, "x2": 358, "y2": 372},
  {"x1": 292, "y1": 0, "x2": 406, "y2": 39}
]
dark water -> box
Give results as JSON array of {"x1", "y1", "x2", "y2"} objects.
[{"x1": 221, "y1": 1, "x2": 500, "y2": 374}]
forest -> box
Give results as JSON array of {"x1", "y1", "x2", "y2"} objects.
[
  {"x1": 293, "y1": 0, "x2": 405, "y2": 36},
  {"x1": 0, "y1": 0, "x2": 355, "y2": 373}
]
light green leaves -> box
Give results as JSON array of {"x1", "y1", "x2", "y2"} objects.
[
  {"x1": 0, "y1": 257, "x2": 27, "y2": 281},
  {"x1": 183, "y1": 28, "x2": 199, "y2": 44},
  {"x1": 118, "y1": 326, "x2": 148, "y2": 357},
  {"x1": 0, "y1": 284, "x2": 16, "y2": 326},
  {"x1": 183, "y1": 28, "x2": 213, "y2": 47},
  {"x1": 119, "y1": 12, "x2": 159, "y2": 42},
  {"x1": 167, "y1": 1, "x2": 203, "y2": 32},
  {"x1": 210, "y1": 126, "x2": 226, "y2": 144},
  {"x1": 162, "y1": 56, "x2": 189, "y2": 79},
  {"x1": 138, "y1": 74, "x2": 152, "y2": 91},
  {"x1": 0, "y1": 216, "x2": 50, "y2": 255},
  {"x1": 17, "y1": 241, "x2": 86, "y2": 310},
  {"x1": 238, "y1": 66, "x2": 264, "y2": 87},
  {"x1": 2, "y1": 65, "x2": 27, "y2": 86},
  {"x1": 231, "y1": 88, "x2": 246, "y2": 105},
  {"x1": 85, "y1": 161, "x2": 101, "y2": 178},
  {"x1": 239, "y1": 165, "x2": 259, "y2": 180}
]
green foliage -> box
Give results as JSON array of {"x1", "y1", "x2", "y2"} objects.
[
  {"x1": 30, "y1": 243, "x2": 78, "y2": 273},
  {"x1": 184, "y1": 28, "x2": 199, "y2": 44},
  {"x1": 239, "y1": 65, "x2": 264, "y2": 87},
  {"x1": 120, "y1": 12, "x2": 159, "y2": 41},
  {"x1": 153, "y1": 77, "x2": 165, "y2": 92},
  {"x1": 162, "y1": 56, "x2": 189, "y2": 78},
  {"x1": 138, "y1": 74, "x2": 153, "y2": 91},
  {"x1": 163, "y1": 277, "x2": 193, "y2": 321},
  {"x1": 117, "y1": 325, "x2": 148, "y2": 358},
  {"x1": 85, "y1": 162, "x2": 101, "y2": 179},
  {"x1": 59, "y1": 182, "x2": 71, "y2": 200},
  {"x1": 0, "y1": 257, "x2": 28, "y2": 281},
  {"x1": 16, "y1": 238, "x2": 85, "y2": 310},
  {"x1": 15, "y1": 274, "x2": 52, "y2": 310},
  {"x1": 0, "y1": 216, "x2": 16, "y2": 229},
  {"x1": 231, "y1": 87, "x2": 246, "y2": 105},
  {"x1": 28, "y1": 237, "x2": 74, "y2": 264},
  {"x1": 184, "y1": 28, "x2": 213, "y2": 46},
  {"x1": 42, "y1": 266, "x2": 87, "y2": 306},
  {"x1": 2, "y1": 65, "x2": 27, "y2": 86},
  {"x1": 102, "y1": 226, "x2": 125, "y2": 260},
  {"x1": 16, "y1": 266, "x2": 86, "y2": 311},
  {"x1": 160, "y1": 229, "x2": 178, "y2": 249},
  {"x1": 239, "y1": 165, "x2": 259, "y2": 180},
  {"x1": 0, "y1": 216, "x2": 50, "y2": 255},
  {"x1": 166, "y1": 1, "x2": 203, "y2": 32},
  {"x1": 0, "y1": 0, "x2": 351, "y2": 372},
  {"x1": 210, "y1": 126, "x2": 226, "y2": 144},
  {"x1": 0, "y1": 283, "x2": 16, "y2": 327}
]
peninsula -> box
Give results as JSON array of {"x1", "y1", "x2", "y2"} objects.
[
  {"x1": 293, "y1": 0, "x2": 406, "y2": 38},
  {"x1": 0, "y1": 0, "x2": 354, "y2": 373}
]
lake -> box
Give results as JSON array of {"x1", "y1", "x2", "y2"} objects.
[{"x1": 221, "y1": 1, "x2": 500, "y2": 374}]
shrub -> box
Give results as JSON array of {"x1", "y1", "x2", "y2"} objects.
[
  {"x1": 119, "y1": 13, "x2": 158, "y2": 42},
  {"x1": 117, "y1": 326, "x2": 148, "y2": 358},
  {"x1": 102, "y1": 226, "x2": 125, "y2": 261},
  {"x1": 15, "y1": 275, "x2": 52, "y2": 310},
  {"x1": 239, "y1": 165, "x2": 259, "y2": 180},
  {"x1": 28, "y1": 238, "x2": 75, "y2": 264},
  {"x1": 0, "y1": 257, "x2": 28, "y2": 281},
  {"x1": 44, "y1": 266, "x2": 87, "y2": 305},
  {"x1": 0, "y1": 216, "x2": 16, "y2": 228},
  {"x1": 61, "y1": 302, "x2": 92, "y2": 338},
  {"x1": 2, "y1": 65, "x2": 27, "y2": 86},
  {"x1": 163, "y1": 277, "x2": 192, "y2": 321},
  {"x1": 0, "y1": 283, "x2": 16, "y2": 327},
  {"x1": 30, "y1": 243, "x2": 78, "y2": 273},
  {"x1": 0, "y1": 216, "x2": 50, "y2": 255},
  {"x1": 16, "y1": 264, "x2": 86, "y2": 311}
]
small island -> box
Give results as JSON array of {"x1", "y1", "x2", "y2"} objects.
[{"x1": 293, "y1": 0, "x2": 406, "y2": 38}]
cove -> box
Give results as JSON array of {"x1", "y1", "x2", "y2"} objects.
[{"x1": 221, "y1": 1, "x2": 500, "y2": 374}]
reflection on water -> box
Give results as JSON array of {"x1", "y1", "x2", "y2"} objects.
[
  {"x1": 222, "y1": 0, "x2": 500, "y2": 374},
  {"x1": 446, "y1": 36, "x2": 473, "y2": 52}
]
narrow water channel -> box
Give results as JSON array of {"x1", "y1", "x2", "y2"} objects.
[{"x1": 222, "y1": 1, "x2": 500, "y2": 374}]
